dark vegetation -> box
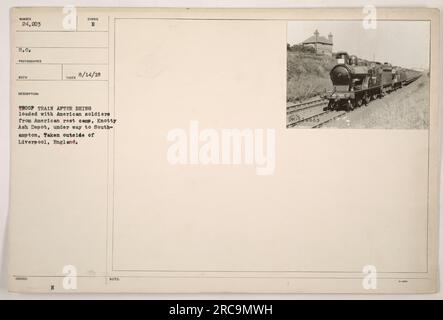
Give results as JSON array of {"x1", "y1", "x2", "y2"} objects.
[{"x1": 287, "y1": 44, "x2": 336, "y2": 102}]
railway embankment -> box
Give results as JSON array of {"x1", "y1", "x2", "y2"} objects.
[{"x1": 287, "y1": 51, "x2": 335, "y2": 102}]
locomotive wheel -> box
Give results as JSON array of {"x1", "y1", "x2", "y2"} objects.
[
  {"x1": 324, "y1": 101, "x2": 334, "y2": 111},
  {"x1": 363, "y1": 95, "x2": 370, "y2": 106},
  {"x1": 346, "y1": 101, "x2": 353, "y2": 112},
  {"x1": 356, "y1": 99, "x2": 363, "y2": 108}
]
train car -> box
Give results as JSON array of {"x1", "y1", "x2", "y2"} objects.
[
  {"x1": 381, "y1": 62, "x2": 393, "y2": 93},
  {"x1": 392, "y1": 67, "x2": 407, "y2": 90}
]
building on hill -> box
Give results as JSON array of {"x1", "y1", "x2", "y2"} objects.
[{"x1": 302, "y1": 30, "x2": 333, "y2": 56}]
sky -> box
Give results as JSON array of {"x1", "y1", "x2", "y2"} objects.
[{"x1": 287, "y1": 21, "x2": 430, "y2": 70}]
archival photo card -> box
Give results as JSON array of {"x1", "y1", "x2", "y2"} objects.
[{"x1": 8, "y1": 7, "x2": 440, "y2": 294}]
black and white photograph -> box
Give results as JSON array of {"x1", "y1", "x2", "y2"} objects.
[{"x1": 287, "y1": 21, "x2": 430, "y2": 129}]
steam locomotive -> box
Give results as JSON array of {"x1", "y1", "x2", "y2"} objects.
[{"x1": 325, "y1": 51, "x2": 419, "y2": 112}]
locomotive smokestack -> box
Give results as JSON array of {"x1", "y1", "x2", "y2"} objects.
[{"x1": 328, "y1": 32, "x2": 333, "y2": 44}]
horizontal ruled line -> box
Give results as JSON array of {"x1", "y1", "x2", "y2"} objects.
[
  {"x1": 16, "y1": 46, "x2": 109, "y2": 49},
  {"x1": 16, "y1": 62, "x2": 108, "y2": 65},
  {"x1": 16, "y1": 30, "x2": 108, "y2": 33},
  {"x1": 11, "y1": 274, "x2": 430, "y2": 280},
  {"x1": 16, "y1": 79, "x2": 108, "y2": 82}
]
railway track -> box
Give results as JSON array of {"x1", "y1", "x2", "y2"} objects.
[
  {"x1": 287, "y1": 97, "x2": 344, "y2": 128},
  {"x1": 287, "y1": 109, "x2": 346, "y2": 128},
  {"x1": 286, "y1": 97, "x2": 328, "y2": 115}
]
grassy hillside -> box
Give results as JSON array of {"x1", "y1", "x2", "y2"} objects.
[{"x1": 287, "y1": 51, "x2": 336, "y2": 102}]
